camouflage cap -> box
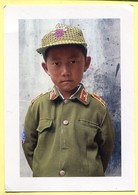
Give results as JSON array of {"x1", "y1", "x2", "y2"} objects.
[{"x1": 36, "y1": 23, "x2": 87, "y2": 55}]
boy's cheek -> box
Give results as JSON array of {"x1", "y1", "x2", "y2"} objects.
[
  {"x1": 49, "y1": 68, "x2": 60, "y2": 76},
  {"x1": 50, "y1": 75, "x2": 59, "y2": 84}
]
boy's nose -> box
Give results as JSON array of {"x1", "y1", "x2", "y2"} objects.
[{"x1": 61, "y1": 64, "x2": 71, "y2": 76}]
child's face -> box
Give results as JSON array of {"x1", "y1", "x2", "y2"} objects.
[{"x1": 42, "y1": 46, "x2": 91, "y2": 99}]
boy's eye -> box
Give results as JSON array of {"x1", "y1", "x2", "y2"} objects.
[
  {"x1": 53, "y1": 62, "x2": 59, "y2": 66},
  {"x1": 70, "y1": 60, "x2": 76, "y2": 64}
]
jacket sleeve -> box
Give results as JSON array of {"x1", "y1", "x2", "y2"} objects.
[
  {"x1": 22, "y1": 104, "x2": 38, "y2": 169},
  {"x1": 98, "y1": 107, "x2": 115, "y2": 172}
]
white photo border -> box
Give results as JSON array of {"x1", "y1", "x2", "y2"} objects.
[{"x1": 4, "y1": 4, "x2": 134, "y2": 192}]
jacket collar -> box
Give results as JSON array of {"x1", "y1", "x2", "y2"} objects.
[
  {"x1": 49, "y1": 84, "x2": 90, "y2": 105},
  {"x1": 72, "y1": 84, "x2": 90, "y2": 105}
]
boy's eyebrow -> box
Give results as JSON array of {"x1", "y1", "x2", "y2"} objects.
[
  {"x1": 49, "y1": 56, "x2": 60, "y2": 61},
  {"x1": 48, "y1": 54, "x2": 80, "y2": 61},
  {"x1": 68, "y1": 54, "x2": 80, "y2": 59}
]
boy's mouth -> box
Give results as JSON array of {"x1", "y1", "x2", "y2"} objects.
[{"x1": 60, "y1": 80, "x2": 73, "y2": 84}]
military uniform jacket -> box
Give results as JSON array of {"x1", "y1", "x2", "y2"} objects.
[{"x1": 22, "y1": 84, "x2": 114, "y2": 177}]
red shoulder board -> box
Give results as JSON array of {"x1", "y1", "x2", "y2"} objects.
[
  {"x1": 31, "y1": 92, "x2": 47, "y2": 104},
  {"x1": 91, "y1": 92, "x2": 106, "y2": 106}
]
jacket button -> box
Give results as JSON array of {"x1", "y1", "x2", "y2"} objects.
[
  {"x1": 64, "y1": 99, "x2": 69, "y2": 104},
  {"x1": 63, "y1": 120, "x2": 69, "y2": 125},
  {"x1": 59, "y1": 170, "x2": 66, "y2": 176}
]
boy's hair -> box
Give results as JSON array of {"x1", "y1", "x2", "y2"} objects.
[{"x1": 43, "y1": 44, "x2": 87, "y2": 61}]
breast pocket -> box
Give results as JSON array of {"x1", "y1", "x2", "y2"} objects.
[
  {"x1": 34, "y1": 119, "x2": 53, "y2": 165},
  {"x1": 36, "y1": 119, "x2": 53, "y2": 134}
]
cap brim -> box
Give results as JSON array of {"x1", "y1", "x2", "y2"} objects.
[
  {"x1": 36, "y1": 41, "x2": 87, "y2": 55},
  {"x1": 36, "y1": 47, "x2": 48, "y2": 54}
]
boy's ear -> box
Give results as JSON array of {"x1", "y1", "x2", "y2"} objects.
[
  {"x1": 84, "y1": 56, "x2": 91, "y2": 72},
  {"x1": 42, "y1": 62, "x2": 50, "y2": 76}
]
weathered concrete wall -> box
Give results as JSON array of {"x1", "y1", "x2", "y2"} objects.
[{"x1": 19, "y1": 19, "x2": 121, "y2": 177}]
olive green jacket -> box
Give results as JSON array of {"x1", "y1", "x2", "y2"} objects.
[{"x1": 22, "y1": 84, "x2": 114, "y2": 177}]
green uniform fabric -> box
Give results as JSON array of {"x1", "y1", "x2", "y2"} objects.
[{"x1": 22, "y1": 84, "x2": 114, "y2": 177}]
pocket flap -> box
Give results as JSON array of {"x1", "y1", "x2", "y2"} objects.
[
  {"x1": 78, "y1": 119, "x2": 98, "y2": 131},
  {"x1": 37, "y1": 119, "x2": 52, "y2": 133}
]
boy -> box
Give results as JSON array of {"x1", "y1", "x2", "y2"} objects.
[{"x1": 22, "y1": 23, "x2": 114, "y2": 177}]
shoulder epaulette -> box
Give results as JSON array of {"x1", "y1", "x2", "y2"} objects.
[
  {"x1": 31, "y1": 92, "x2": 47, "y2": 104},
  {"x1": 91, "y1": 92, "x2": 106, "y2": 107}
]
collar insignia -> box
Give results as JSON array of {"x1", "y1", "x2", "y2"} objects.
[
  {"x1": 91, "y1": 92, "x2": 106, "y2": 106},
  {"x1": 50, "y1": 88, "x2": 56, "y2": 100},
  {"x1": 80, "y1": 88, "x2": 88, "y2": 103}
]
